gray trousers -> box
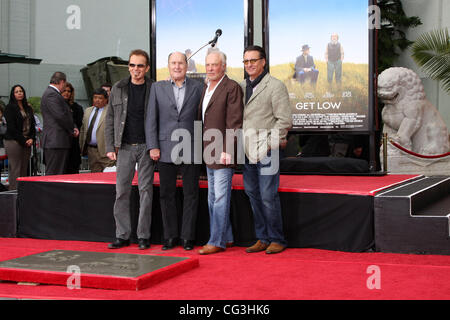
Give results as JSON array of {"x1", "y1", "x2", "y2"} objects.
[
  {"x1": 4, "y1": 139, "x2": 31, "y2": 190},
  {"x1": 113, "y1": 143, "x2": 155, "y2": 240},
  {"x1": 44, "y1": 148, "x2": 69, "y2": 175}
]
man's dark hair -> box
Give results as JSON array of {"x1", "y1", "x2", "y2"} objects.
[
  {"x1": 92, "y1": 88, "x2": 108, "y2": 99},
  {"x1": 49, "y1": 72, "x2": 67, "y2": 85},
  {"x1": 244, "y1": 45, "x2": 266, "y2": 60},
  {"x1": 129, "y1": 49, "x2": 150, "y2": 66}
]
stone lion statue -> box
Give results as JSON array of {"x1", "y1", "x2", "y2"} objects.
[{"x1": 378, "y1": 67, "x2": 450, "y2": 155}]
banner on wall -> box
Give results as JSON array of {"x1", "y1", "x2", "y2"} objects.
[
  {"x1": 155, "y1": 0, "x2": 245, "y2": 83},
  {"x1": 269, "y1": 0, "x2": 372, "y2": 132}
]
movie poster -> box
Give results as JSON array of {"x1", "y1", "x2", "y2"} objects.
[
  {"x1": 156, "y1": 0, "x2": 244, "y2": 82},
  {"x1": 269, "y1": 0, "x2": 371, "y2": 131}
]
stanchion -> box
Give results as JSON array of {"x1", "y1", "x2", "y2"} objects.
[{"x1": 383, "y1": 133, "x2": 388, "y2": 172}]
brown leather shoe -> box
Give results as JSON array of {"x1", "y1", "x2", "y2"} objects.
[
  {"x1": 246, "y1": 240, "x2": 269, "y2": 253},
  {"x1": 226, "y1": 242, "x2": 234, "y2": 248},
  {"x1": 198, "y1": 244, "x2": 225, "y2": 255},
  {"x1": 265, "y1": 242, "x2": 286, "y2": 254}
]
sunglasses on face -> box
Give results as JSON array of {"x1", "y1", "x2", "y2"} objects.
[
  {"x1": 243, "y1": 58, "x2": 263, "y2": 65},
  {"x1": 129, "y1": 63, "x2": 146, "y2": 69}
]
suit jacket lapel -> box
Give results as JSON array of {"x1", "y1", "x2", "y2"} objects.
[
  {"x1": 98, "y1": 107, "x2": 107, "y2": 128},
  {"x1": 96, "y1": 107, "x2": 107, "y2": 147},
  {"x1": 246, "y1": 74, "x2": 269, "y2": 105},
  {"x1": 164, "y1": 81, "x2": 177, "y2": 107},
  {"x1": 181, "y1": 78, "x2": 195, "y2": 111},
  {"x1": 206, "y1": 75, "x2": 228, "y2": 112},
  {"x1": 198, "y1": 85, "x2": 207, "y2": 120}
]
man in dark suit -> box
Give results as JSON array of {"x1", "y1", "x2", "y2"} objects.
[
  {"x1": 197, "y1": 50, "x2": 243, "y2": 255},
  {"x1": 294, "y1": 45, "x2": 319, "y2": 85},
  {"x1": 146, "y1": 51, "x2": 203, "y2": 251},
  {"x1": 41, "y1": 72, "x2": 79, "y2": 175}
]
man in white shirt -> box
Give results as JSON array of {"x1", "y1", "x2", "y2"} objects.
[{"x1": 197, "y1": 50, "x2": 244, "y2": 255}]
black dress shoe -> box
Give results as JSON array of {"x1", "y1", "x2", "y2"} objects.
[
  {"x1": 138, "y1": 238, "x2": 150, "y2": 250},
  {"x1": 162, "y1": 238, "x2": 178, "y2": 250},
  {"x1": 108, "y1": 238, "x2": 130, "y2": 249},
  {"x1": 182, "y1": 239, "x2": 195, "y2": 251}
]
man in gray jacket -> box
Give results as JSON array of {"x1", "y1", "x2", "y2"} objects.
[
  {"x1": 41, "y1": 72, "x2": 79, "y2": 175},
  {"x1": 105, "y1": 49, "x2": 154, "y2": 250},
  {"x1": 146, "y1": 51, "x2": 203, "y2": 251}
]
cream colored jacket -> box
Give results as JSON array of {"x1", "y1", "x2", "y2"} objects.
[{"x1": 240, "y1": 73, "x2": 292, "y2": 163}]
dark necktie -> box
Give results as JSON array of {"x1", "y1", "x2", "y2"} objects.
[{"x1": 84, "y1": 108, "x2": 99, "y2": 152}]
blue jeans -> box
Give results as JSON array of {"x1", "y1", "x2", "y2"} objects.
[
  {"x1": 243, "y1": 153, "x2": 286, "y2": 246},
  {"x1": 296, "y1": 69, "x2": 319, "y2": 84},
  {"x1": 206, "y1": 167, "x2": 234, "y2": 248}
]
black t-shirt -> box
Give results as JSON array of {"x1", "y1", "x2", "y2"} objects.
[{"x1": 122, "y1": 82, "x2": 146, "y2": 144}]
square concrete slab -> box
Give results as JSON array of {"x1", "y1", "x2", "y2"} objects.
[{"x1": 0, "y1": 250, "x2": 199, "y2": 290}]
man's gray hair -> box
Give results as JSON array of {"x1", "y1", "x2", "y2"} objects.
[
  {"x1": 168, "y1": 52, "x2": 188, "y2": 64},
  {"x1": 206, "y1": 49, "x2": 227, "y2": 66},
  {"x1": 50, "y1": 72, "x2": 67, "y2": 84}
]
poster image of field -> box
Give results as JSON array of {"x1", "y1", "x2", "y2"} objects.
[
  {"x1": 270, "y1": 0, "x2": 370, "y2": 131},
  {"x1": 156, "y1": 0, "x2": 244, "y2": 82}
]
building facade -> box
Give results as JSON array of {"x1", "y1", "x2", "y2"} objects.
[
  {"x1": 0, "y1": 0, "x2": 149, "y2": 107},
  {"x1": 1, "y1": 0, "x2": 449, "y2": 127}
]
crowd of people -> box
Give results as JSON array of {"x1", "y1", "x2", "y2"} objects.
[
  {"x1": 0, "y1": 45, "x2": 292, "y2": 255},
  {"x1": 0, "y1": 77, "x2": 115, "y2": 185}
]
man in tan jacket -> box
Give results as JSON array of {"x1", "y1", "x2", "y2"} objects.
[
  {"x1": 79, "y1": 88, "x2": 115, "y2": 172},
  {"x1": 241, "y1": 45, "x2": 292, "y2": 254}
]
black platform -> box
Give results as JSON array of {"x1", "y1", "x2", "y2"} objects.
[
  {"x1": 11, "y1": 173, "x2": 398, "y2": 253},
  {"x1": 0, "y1": 190, "x2": 17, "y2": 237},
  {"x1": 280, "y1": 156, "x2": 370, "y2": 175},
  {"x1": 11, "y1": 172, "x2": 437, "y2": 254},
  {"x1": 375, "y1": 176, "x2": 450, "y2": 255}
]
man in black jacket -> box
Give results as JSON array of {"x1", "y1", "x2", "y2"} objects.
[{"x1": 105, "y1": 49, "x2": 155, "y2": 250}]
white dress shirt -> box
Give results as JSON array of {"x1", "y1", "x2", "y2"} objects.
[
  {"x1": 202, "y1": 75, "x2": 225, "y2": 122},
  {"x1": 87, "y1": 107, "x2": 105, "y2": 146}
]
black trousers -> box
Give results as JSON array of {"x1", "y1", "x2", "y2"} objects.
[
  {"x1": 44, "y1": 148, "x2": 69, "y2": 175},
  {"x1": 158, "y1": 162, "x2": 200, "y2": 241}
]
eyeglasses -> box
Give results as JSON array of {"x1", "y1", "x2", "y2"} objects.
[
  {"x1": 128, "y1": 63, "x2": 146, "y2": 68},
  {"x1": 243, "y1": 58, "x2": 263, "y2": 65}
]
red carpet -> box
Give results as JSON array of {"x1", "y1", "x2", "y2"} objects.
[
  {"x1": 0, "y1": 238, "x2": 449, "y2": 300},
  {"x1": 18, "y1": 173, "x2": 420, "y2": 196}
]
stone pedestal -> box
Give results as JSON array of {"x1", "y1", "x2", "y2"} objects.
[{"x1": 381, "y1": 145, "x2": 450, "y2": 176}]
